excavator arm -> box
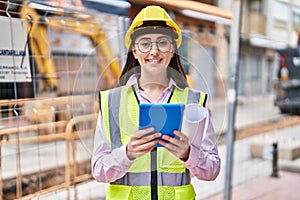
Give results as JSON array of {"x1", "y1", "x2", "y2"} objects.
[
  {"x1": 19, "y1": 1, "x2": 121, "y2": 91},
  {"x1": 46, "y1": 15, "x2": 121, "y2": 88}
]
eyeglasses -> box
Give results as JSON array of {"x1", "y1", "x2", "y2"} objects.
[{"x1": 135, "y1": 38, "x2": 173, "y2": 53}]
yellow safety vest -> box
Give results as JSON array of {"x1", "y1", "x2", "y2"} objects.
[{"x1": 99, "y1": 86, "x2": 207, "y2": 200}]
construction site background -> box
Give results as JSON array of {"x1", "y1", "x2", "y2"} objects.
[{"x1": 1, "y1": 1, "x2": 300, "y2": 200}]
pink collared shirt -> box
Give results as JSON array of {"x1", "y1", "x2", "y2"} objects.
[{"x1": 92, "y1": 75, "x2": 220, "y2": 183}]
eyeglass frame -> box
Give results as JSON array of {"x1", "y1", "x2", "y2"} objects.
[{"x1": 134, "y1": 37, "x2": 175, "y2": 53}]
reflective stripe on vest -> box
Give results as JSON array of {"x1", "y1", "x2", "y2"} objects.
[{"x1": 111, "y1": 171, "x2": 190, "y2": 186}]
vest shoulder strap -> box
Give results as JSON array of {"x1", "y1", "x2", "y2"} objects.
[
  {"x1": 99, "y1": 87, "x2": 123, "y2": 149},
  {"x1": 171, "y1": 87, "x2": 207, "y2": 106}
]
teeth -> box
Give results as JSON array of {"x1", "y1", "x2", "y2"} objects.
[{"x1": 148, "y1": 59, "x2": 160, "y2": 63}]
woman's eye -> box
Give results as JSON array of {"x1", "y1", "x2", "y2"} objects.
[
  {"x1": 141, "y1": 42, "x2": 151, "y2": 47},
  {"x1": 158, "y1": 39, "x2": 170, "y2": 46},
  {"x1": 158, "y1": 41, "x2": 168, "y2": 46}
]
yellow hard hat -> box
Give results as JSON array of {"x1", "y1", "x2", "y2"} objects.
[{"x1": 125, "y1": 5, "x2": 182, "y2": 49}]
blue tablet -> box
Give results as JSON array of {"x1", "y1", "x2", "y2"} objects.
[{"x1": 139, "y1": 103, "x2": 185, "y2": 147}]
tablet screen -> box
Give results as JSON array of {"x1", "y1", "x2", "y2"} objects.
[{"x1": 139, "y1": 103, "x2": 185, "y2": 147}]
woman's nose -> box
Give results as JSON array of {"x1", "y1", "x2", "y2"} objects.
[{"x1": 150, "y1": 43, "x2": 159, "y2": 54}]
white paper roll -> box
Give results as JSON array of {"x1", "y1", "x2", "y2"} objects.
[{"x1": 181, "y1": 104, "x2": 209, "y2": 143}]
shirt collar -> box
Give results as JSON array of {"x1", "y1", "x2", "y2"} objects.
[{"x1": 125, "y1": 74, "x2": 184, "y2": 91}]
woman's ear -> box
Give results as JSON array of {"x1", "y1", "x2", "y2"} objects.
[
  {"x1": 171, "y1": 43, "x2": 177, "y2": 57},
  {"x1": 171, "y1": 47, "x2": 175, "y2": 58}
]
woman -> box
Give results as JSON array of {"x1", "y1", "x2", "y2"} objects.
[{"x1": 92, "y1": 5, "x2": 220, "y2": 200}]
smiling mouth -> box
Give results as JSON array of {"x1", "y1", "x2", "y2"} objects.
[{"x1": 146, "y1": 59, "x2": 162, "y2": 64}]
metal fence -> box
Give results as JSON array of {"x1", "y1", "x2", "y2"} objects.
[{"x1": 0, "y1": 0, "x2": 128, "y2": 199}]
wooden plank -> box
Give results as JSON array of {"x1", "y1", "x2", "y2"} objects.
[
  {"x1": 0, "y1": 121, "x2": 68, "y2": 136},
  {"x1": 1, "y1": 133, "x2": 67, "y2": 144}
]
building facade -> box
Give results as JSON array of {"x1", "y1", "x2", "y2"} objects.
[{"x1": 236, "y1": 0, "x2": 300, "y2": 97}]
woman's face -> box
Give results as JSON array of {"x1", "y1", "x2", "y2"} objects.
[{"x1": 132, "y1": 33, "x2": 174, "y2": 75}]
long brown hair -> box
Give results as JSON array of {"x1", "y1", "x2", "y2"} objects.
[{"x1": 118, "y1": 44, "x2": 188, "y2": 88}]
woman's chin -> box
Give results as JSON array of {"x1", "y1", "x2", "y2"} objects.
[{"x1": 144, "y1": 64, "x2": 166, "y2": 73}]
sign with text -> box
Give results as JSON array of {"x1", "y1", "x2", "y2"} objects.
[{"x1": 0, "y1": 16, "x2": 31, "y2": 82}]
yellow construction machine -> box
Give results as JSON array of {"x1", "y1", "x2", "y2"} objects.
[{"x1": 19, "y1": 1, "x2": 121, "y2": 92}]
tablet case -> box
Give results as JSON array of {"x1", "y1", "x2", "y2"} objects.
[{"x1": 139, "y1": 103, "x2": 185, "y2": 147}]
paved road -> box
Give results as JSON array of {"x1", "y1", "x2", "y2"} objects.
[
  {"x1": 193, "y1": 123, "x2": 300, "y2": 200},
  {"x1": 207, "y1": 171, "x2": 300, "y2": 200}
]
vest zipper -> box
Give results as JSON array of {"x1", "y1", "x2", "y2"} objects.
[{"x1": 151, "y1": 148, "x2": 158, "y2": 200}]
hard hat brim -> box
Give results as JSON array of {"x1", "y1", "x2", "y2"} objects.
[{"x1": 130, "y1": 26, "x2": 178, "y2": 41}]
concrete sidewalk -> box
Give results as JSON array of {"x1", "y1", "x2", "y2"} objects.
[
  {"x1": 206, "y1": 171, "x2": 300, "y2": 200},
  {"x1": 191, "y1": 131, "x2": 300, "y2": 199}
]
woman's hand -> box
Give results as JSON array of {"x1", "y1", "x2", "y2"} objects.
[
  {"x1": 158, "y1": 130, "x2": 190, "y2": 161},
  {"x1": 126, "y1": 127, "x2": 161, "y2": 160}
]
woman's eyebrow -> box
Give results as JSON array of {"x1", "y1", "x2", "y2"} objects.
[
  {"x1": 157, "y1": 36, "x2": 170, "y2": 39},
  {"x1": 138, "y1": 37, "x2": 151, "y2": 40}
]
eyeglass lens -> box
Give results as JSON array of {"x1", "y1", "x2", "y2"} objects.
[{"x1": 136, "y1": 38, "x2": 172, "y2": 53}]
